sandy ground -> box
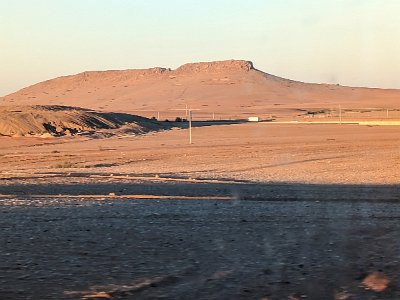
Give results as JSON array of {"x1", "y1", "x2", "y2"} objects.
[
  {"x1": 1, "y1": 123, "x2": 400, "y2": 299},
  {"x1": 1, "y1": 122, "x2": 399, "y2": 184}
]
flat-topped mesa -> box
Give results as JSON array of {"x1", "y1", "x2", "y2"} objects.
[
  {"x1": 175, "y1": 60, "x2": 254, "y2": 74},
  {"x1": 5, "y1": 58, "x2": 400, "y2": 115}
]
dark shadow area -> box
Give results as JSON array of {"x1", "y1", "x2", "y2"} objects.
[
  {"x1": 165, "y1": 119, "x2": 248, "y2": 129},
  {"x1": 100, "y1": 111, "x2": 166, "y2": 127},
  {"x1": 1, "y1": 178, "x2": 400, "y2": 202},
  {"x1": 1, "y1": 180, "x2": 400, "y2": 299}
]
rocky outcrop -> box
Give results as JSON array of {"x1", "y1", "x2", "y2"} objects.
[
  {"x1": 0, "y1": 105, "x2": 160, "y2": 137},
  {"x1": 175, "y1": 60, "x2": 253, "y2": 74}
]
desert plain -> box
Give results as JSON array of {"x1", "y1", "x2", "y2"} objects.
[{"x1": 1, "y1": 60, "x2": 400, "y2": 299}]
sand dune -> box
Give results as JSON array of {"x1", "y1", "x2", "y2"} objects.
[
  {"x1": 0, "y1": 105, "x2": 162, "y2": 137},
  {"x1": 2, "y1": 60, "x2": 400, "y2": 119}
]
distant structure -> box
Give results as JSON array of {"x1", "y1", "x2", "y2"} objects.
[{"x1": 247, "y1": 116, "x2": 260, "y2": 122}]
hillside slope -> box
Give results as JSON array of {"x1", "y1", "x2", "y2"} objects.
[{"x1": 2, "y1": 60, "x2": 400, "y2": 119}]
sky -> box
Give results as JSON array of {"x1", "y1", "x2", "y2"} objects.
[{"x1": 1, "y1": 0, "x2": 400, "y2": 96}]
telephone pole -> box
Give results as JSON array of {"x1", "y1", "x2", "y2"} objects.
[
  {"x1": 189, "y1": 110, "x2": 192, "y2": 144},
  {"x1": 171, "y1": 105, "x2": 200, "y2": 144}
]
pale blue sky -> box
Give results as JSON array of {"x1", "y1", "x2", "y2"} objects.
[{"x1": 1, "y1": 0, "x2": 400, "y2": 96}]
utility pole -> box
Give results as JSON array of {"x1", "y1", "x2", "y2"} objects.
[
  {"x1": 189, "y1": 110, "x2": 192, "y2": 144},
  {"x1": 170, "y1": 106, "x2": 200, "y2": 144},
  {"x1": 157, "y1": 111, "x2": 160, "y2": 121}
]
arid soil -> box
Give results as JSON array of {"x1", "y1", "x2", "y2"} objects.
[
  {"x1": 1, "y1": 123, "x2": 399, "y2": 185},
  {"x1": 1, "y1": 123, "x2": 400, "y2": 299}
]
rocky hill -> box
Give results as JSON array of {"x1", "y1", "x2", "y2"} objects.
[{"x1": 2, "y1": 60, "x2": 400, "y2": 119}]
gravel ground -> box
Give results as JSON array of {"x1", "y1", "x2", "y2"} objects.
[{"x1": 1, "y1": 194, "x2": 400, "y2": 300}]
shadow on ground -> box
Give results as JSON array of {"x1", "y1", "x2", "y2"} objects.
[
  {"x1": 1, "y1": 177, "x2": 400, "y2": 202},
  {"x1": 1, "y1": 179, "x2": 400, "y2": 299},
  {"x1": 166, "y1": 119, "x2": 247, "y2": 129}
]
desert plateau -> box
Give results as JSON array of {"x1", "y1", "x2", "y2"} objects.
[{"x1": 1, "y1": 60, "x2": 400, "y2": 300}]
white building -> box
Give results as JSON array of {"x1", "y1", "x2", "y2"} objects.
[{"x1": 247, "y1": 116, "x2": 260, "y2": 122}]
